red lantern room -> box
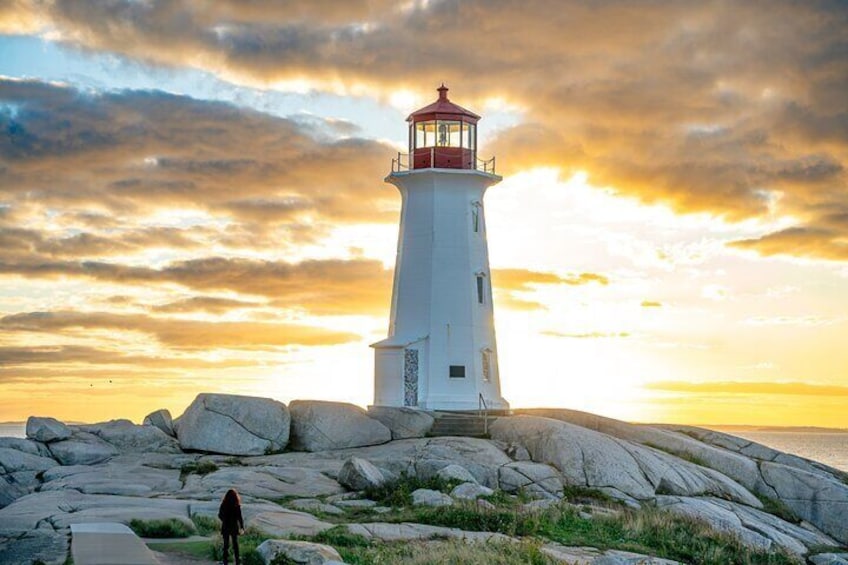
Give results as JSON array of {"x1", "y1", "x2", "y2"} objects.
[{"x1": 403, "y1": 85, "x2": 492, "y2": 172}]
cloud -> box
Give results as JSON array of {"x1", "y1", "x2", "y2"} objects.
[
  {"x1": 4, "y1": 0, "x2": 846, "y2": 260},
  {"x1": 641, "y1": 301, "x2": 663, "y2": 308},
  {"x1": 0, "y1": 344, "x2": 256, "y2": 369},
  {"x1": 0, "y1": 311, "x2": 359, "y2": 348},
  {"x1": 152, "y1": 296, "x2": 261, "y2": 314},
  {"x1": 730, "y1": 227, "x2": 848, "y2": 261},
  {"x1": 543, "y1": 331, "x2": 630, "y2": 339},
  {"x1": 492, "y1": 269, "x2": 608, "y2": 291},
  {"x1": 0, "y1": 78, "x2": 396, "y2": 230},
  {"x1": 645, "y1": 380, "x2": 848, "y2": 397},
  {"x1": 0, "y1": 256, "x2": 393, "y2": 315}
]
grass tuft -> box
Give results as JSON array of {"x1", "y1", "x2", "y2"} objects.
[
  {"x1": 179, "y1": 460, "x2": 219, "y2": 480},
  {"x1": 190, "y1": 513, "x2": 219, "y2": 535},
  {"x1": 756, "y1": 494, "x2": 801, "y2": 524},
  {"x1": 129, "y1": 518, "x2": 195, "y2": 538}
]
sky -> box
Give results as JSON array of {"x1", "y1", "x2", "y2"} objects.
[{"x1": 1, "y1": 0, "x2": 847, "y2": 427}]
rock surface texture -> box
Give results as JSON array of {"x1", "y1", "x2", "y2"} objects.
[
  {"x1": 176, "y1": 393, "x2": 290, "y2": 456},
  {"x1": 367, "y1": 406, "x2": 435, "y2": 439},
  {"x1": 289, "y1": 400, "x2": 391, "y2": 451},
  {"x1": 1, "y1": 394, "x2": 846, "y2": 565},
  {"x1": 142, "y1": 409, "x2": 175, "y2": 437}
]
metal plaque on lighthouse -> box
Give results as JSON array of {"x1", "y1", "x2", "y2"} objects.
[{"x1": 371, "y1": 85, "x2": 509, "y2": 411}]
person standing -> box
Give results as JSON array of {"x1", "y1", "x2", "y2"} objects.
[{"x1": 218, "y1": 488, "x2": 244, "y2": 565}]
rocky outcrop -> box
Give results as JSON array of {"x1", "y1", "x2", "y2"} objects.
[
  {"x1": 499, "y1": 461, "x2": 564, "y2": 499},
  {"x1": 337, "y1": 457, "x2": 386, "y2": 491},
  {"x1": 656, "y1": 495, "x2": 836, "y2": 554},
  {"x1": 176, "y1": 393, "x2": 290, "y2": 456},
  {"x1": 77, "y1": 419, "x2": 180, "y2": 454},
  {"x1": 289, "y1": 400, "x2": 391, "y2": 451},
  {"x1": 490, "y1": 416, "x2": 760, "y2": 507},
  {"x1": 759, "y1": 461, "x2": 848, "y2": 544},
  {"x1": 26, "y1": 417, "x2": 71, "y2": 443},
  {"x1": 367, "y1": 406, "x2": 435, "y2": 439},
  {"x1": 2, "y1": 396, "x2": 846, "y2": 564},
  {"x1": 142, "y1": 409, "x2": 174, "y2": 437},
  {"x1": 48, "y1": 431, "x2": 118, "y2": 466}
]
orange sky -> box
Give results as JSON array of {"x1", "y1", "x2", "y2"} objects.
[{"x1": 0, "y1": 1, "x2": 846, "y2": 427}]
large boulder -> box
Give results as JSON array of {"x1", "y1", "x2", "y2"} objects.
[
  {"x1": 656, "y1": 495, "x2": 838, "y2": 555},
  {"x1": 519, "y1": 408, "x2": 764, "y2": 493},
  {"x1": 412, "y1": 488, "x2": 454, "y2": 507},
  {"x1": 176, "y1": 393, "x2": 290, "y2": 456},
  {"x1": 289, "y1": 400, "x2": 390, "y2": 452},
  {"x1": 0, "y1": 447, "x2": 59, "y2": 507},
  {"x1": 76, "y1": 420, "x2": 180, "y2": 454},
  {"x1": 142, "y1": 409, "x2": 175, "y2": 437},
  {"x1": 367, "y1": 406, "x2": 435, "y2": 439},
  {"x1": 47, "y1": 431, "x2": 117, "y2": 466},
  {"x1": 256, "y1": 539, "x2": 343, "y2": 565},
  {"x1": 25, "y1": 417, "x2": 71, "y2": 443},
  {"x1": 759, "y1": 461, "x2": 848, "y2": 544},
  {"x1": 490, "y1": 416, "x2": 760, "y2": 506},
  {"x1": 337, "y1": 457, "x2": 386, "y2": 491},
  {"x1": 498, "y1": 461, "x2": 563, "y2": 499}
]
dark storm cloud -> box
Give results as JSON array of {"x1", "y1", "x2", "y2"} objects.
[{"x1": 4, "y1": 0, "x2": 846, "y2": 260}]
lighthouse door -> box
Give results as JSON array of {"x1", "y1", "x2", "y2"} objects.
[{"x1": 403, "y1": 348, "x2": 419, "y2": 407}]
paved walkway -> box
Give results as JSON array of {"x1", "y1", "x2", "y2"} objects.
[{"x1": 71, "y1": 523, "x2": 159, "y2": 565}]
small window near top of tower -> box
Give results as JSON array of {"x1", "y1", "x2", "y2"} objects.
[
  {"x1": 449, "y1": 365, "x2": 466, "y2": 378},
  {"x1": 482, "y1": 350, "x2": 491, "y2": 382},
  {"x1": 476, "y1": 275, "x2": 485, "y2": 304},
  {"x1": 472, "y1": 208, "x2": 479, "y2": 232}
]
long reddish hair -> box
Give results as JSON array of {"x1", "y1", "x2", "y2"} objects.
[{"x1": 221, "y1": 488, "x2": 241, "y2": 509}]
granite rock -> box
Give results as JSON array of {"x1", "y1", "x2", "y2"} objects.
[
  {"x1": 289, "y1": 400, "x2": 390, "y2": 452},
  {"x1": 177, "y1": 393, "x2": 290, "y2": 456}
]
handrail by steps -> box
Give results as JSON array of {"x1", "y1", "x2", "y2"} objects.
[{"x1": 478, "y1": 393, "x2": 489, "y2": 436}]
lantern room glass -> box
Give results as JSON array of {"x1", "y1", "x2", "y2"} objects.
[{"x1": 414, "y1": 120, "x2": 476, "y2": 150}]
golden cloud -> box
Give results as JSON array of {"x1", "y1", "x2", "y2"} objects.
[
  {"x1": 645, "y1": 380, "x2": 848, "y2": 397},
  {"x1": 4, "y1": 0, "x2": 844, "y2": 260},
  {"x1": 0, "y1": 311, "x2": 359, "y2": 348}
]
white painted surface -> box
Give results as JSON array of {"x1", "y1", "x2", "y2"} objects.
[{"x1": 373, "y1": 168, "x2": 509, "y2": 410}]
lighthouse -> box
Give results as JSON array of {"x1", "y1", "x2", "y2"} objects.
[{"x1": 371, "y1": 85, "x2": 509, "y2": 411}]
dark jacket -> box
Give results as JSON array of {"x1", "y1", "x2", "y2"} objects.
[{"x1": 218, "y1": 501, "x2": 244, "y2": 535}]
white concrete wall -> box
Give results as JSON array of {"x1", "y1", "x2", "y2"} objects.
[{"x1": 374, "y1": 168, "x2": 509, "y2": 411}]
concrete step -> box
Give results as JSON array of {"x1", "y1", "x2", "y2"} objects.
[
  {"x1": 71, "y1": 522, "x2": 159, "y2": 565},
  {"x1": 428, "y1": 414, "x2": 497, "y2": 438}
]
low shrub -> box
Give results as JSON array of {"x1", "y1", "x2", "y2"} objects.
[
  {"x1": 363, "y1": 473, "x2": 461, "y2": 507},
  {"x1": 129, "y1": 518, "x2": 195, "y2": 538}
]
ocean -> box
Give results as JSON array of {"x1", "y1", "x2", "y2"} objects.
[{"x1": 2, "y1": 422, "x2": 846, "y2": 472}]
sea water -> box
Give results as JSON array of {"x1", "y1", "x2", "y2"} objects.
[{"x1": 2, "y1": 422, "x2": 846, "y2": 472}]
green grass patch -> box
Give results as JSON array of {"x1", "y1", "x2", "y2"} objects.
[
  {"x1": 179, "y1": 460, "x2": 219, "y2": 480},
  {"x1": 755, "y1": 494, "x2": 801, "y2": 524},
  {"x1": 191, "y1": 513, "x2": 219, "y2": 535},
  {"x1": 363, "y1": 473, "x2": 462, "y2": 507},
  {"x1": 147, "y1": 540, "x2": 213, "y2": 559},
  {"x1": 337, "y1": 538, "x2": 556, "y2": 565},
  {"x1": 129, "y1": 518, "x2": 195, "y2": 538},
  {"x1": 223, "y1": 456, "x2": 246, "y2": 466}
]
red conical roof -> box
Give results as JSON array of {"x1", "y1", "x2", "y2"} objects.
[{"x1": 407, "y1": 85, "x2": 481, "y2": 122}]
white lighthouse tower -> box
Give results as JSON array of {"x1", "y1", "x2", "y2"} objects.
[{"x1": 372, "y1": 85, "x2": 509, "y2": 411}]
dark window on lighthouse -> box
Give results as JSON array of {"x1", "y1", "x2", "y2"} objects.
[
  {"x1": 449, "y1": 365, "x2": 466, "y2": 378},
  {"x1": 476, "y1": 275, "x2": 485, "y2": 304}
]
